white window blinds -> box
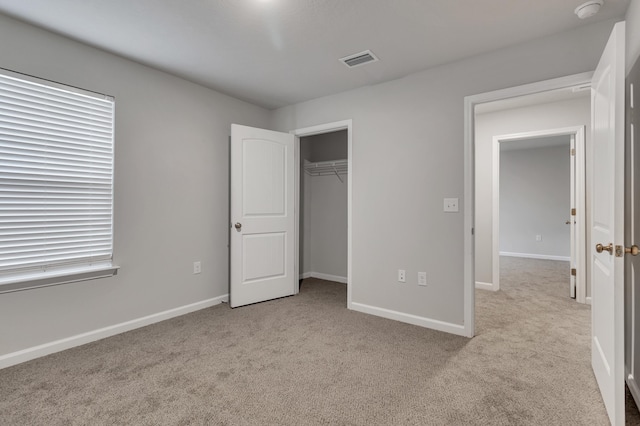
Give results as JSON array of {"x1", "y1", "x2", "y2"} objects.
[{"x1": 0, "y1": 71, "x2": 114, "y2": 281}]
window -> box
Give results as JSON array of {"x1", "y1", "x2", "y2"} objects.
[{"x1": 0, "y1": 70, "x2": 117, "y2": 292}]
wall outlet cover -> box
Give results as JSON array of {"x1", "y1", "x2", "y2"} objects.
[{"x1": 444, "y1": 198, "x2": 459, "y2": 212}]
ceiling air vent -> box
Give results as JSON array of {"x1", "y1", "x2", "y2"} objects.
[{"x1": 340, "y1": 50, "x2": 379, "y2": 68}]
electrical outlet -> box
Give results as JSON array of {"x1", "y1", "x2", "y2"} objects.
[
  {"x1": 398, "y1": 269, "x2": 406, "y2": 283},
  {"x1": 418, "y1": 272, "x2": 427, "y2": 286},
  {"x1": 193, "y1": 261, "x2": 201, "y2": 274},
  {"x1": 443, "y1": 198, "x2": 459, "y2": 212},
  {"x1": 536, "y1": 235, "x2": 542, "y2": 242}
]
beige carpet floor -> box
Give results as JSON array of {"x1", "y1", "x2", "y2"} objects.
[{"x1": 0, "y1": 257, "x2": 637, "y2": 425}]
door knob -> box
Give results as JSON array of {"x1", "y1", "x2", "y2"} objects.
[
  {"x1": 596, "y1": 243, "x2": 613, "y2": 254},
  {"x1": 625, "y1": 245, "x2": 639, "y2": 256},
  {"x1": 234, "y1": 222, "x2": 242, "y2": 230}
]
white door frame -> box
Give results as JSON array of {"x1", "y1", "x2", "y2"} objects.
[
  {"x1": 489, "y1": 126, "x2": 587, "y2": 304},
  {"x1": 463, "y1": 72, "x2": 593, "y2": 337},
  {"x1": 290, "y1": 120, "x2": 353, "y2": 308},
  {"x1": 625, "y1": 48, "x2": 640, "y2": 414}
]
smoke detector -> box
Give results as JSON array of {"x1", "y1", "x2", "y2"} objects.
[{"x1": 574, "y1": 0, "x2": 603, "y2": 19}]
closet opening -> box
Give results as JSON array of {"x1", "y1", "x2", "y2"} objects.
[
  {"x1": 291, "y1": 120, "x2": 352, "y2": 308},
  {"x1": 298, "y1": 130, "x2": 348, "y2": 296}
]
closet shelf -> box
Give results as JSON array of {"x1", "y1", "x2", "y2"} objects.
[{"x1": 304, "y1": 159, "x2": 348, "y2": 182}]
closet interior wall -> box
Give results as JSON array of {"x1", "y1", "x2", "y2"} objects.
[{"x1": 300, "y1": 130, "x2": 348, "y2": 283}]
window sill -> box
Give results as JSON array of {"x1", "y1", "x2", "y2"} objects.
[{"x1": 0, "y1": 264, "x2": 120, "y2": 294}]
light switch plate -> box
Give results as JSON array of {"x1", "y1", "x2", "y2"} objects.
[
  {"x1": 444, "y1": 198, "x2": 459, "y2": 212},
  {"x1": 418, "y1": 272, "x2": 427, "y2": 286}
]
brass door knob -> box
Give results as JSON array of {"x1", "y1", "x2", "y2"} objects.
[
  {"x1": 234, "y1": 222, "x2": 242, "y2": 230},
  {"x1": 625, "y1": 245, "x2": 639, "y2": 256},
  {"x1": 596, "y1": 243, "x2": 613, "y2": 254}
]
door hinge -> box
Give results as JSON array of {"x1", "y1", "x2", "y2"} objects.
[
  {"x1": 570, "y1": 148, "x2": 576, "y2": 156},
  {"x1": 571, "y1": 268, "x2": 577, "y2": 276},
  {"x1": 571, "y1": 208, "x2": 576, "y2": 216}
]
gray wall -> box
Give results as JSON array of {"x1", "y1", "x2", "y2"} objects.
[
  {"x1": 307, "y1": 131, "x2": 348, "y2": 162},
  {"x1": 0, "y1": 14, "x2": 270, "y2": 356},
  {"x1": 627, "y1": 0, "x2": 640, "y2": 76},
  {"x1": 475, "y1": 97, "x2": 590, "y2": 286},
  {"x1": 308, "y1": 175, "x2": 348, "y2": 279},
  {"x1": 300, "y1": 131, "x2": 348, "y2": 280},
  {"x1": 500, "y1": 144, "x2": 571, "y2": 259},
  {"x1": 271, "y1": 19, "x2": 616, "y2": 327}
]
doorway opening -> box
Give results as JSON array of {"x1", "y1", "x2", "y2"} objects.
[
  {"x1": 299, "y1": 130, "x2": 348, "y2": 287},
  {"x1": 486, "y1": 127, "x2": 587, "y2": 303},
  {"x1": 462, "y1": 72, "x2": 593, "y2": 336},
  {"x1": 467, "y1": 79, "x2": 596, "y2": 415},
  {"x1": 291, "y1": 120, "x2": 353, "y2": 308}
]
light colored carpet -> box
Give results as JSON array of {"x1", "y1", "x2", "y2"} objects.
[{"x1": 0, "y1": 257, "x2": 633, "y2": 425}]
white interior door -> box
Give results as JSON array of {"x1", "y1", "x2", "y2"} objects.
[
  {"x1": 590, "y1": 21, "x2": 625, "y2": 425},
  {"x1": 230, "y1": 124, "x2": 296, "y2": 308},
  {"x1": 570, "y1": 134, "x2": 577, "y2": 298}
]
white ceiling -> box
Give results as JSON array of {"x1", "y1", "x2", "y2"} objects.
[{"x1": 0, "y1": 0, "x2": 630, "y2": 109}]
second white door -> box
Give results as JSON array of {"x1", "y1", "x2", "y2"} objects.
[
  {"x1": 230, "y1": 124, "x2": 296, "y2": 308},
  {"x1": 590, "y1": 21, "x2": 625, "y2": 426}
]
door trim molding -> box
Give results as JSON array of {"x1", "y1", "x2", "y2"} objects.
[
  {"x1": 290, "y1": 120, "x2": 353, "y2": 309},
  {"x1": 464, "y1": 72, "x2": 593, "y2": 337}
]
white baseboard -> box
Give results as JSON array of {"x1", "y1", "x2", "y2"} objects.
[
  {"x1": 300, "y1": 271, "x2": 347, "y2": 284},
  {"x1": 350, "y1": 302, "x2": 466, "y2": 337},
  {"x1": 475, "y1": 281, "x2": 496, "y2": 291},
  {"x1": 500, "y1": 252, "x2": 570, "y2": 262},
  {"x1": 310, "y1": 272, "x2": 347, "y2": 284},
  {"x1": 627, "y1": 368, "x2": 640, "y2": 409},
  {"x1": 0, "y1": 295, "x2": 228, "y2": 370}
]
